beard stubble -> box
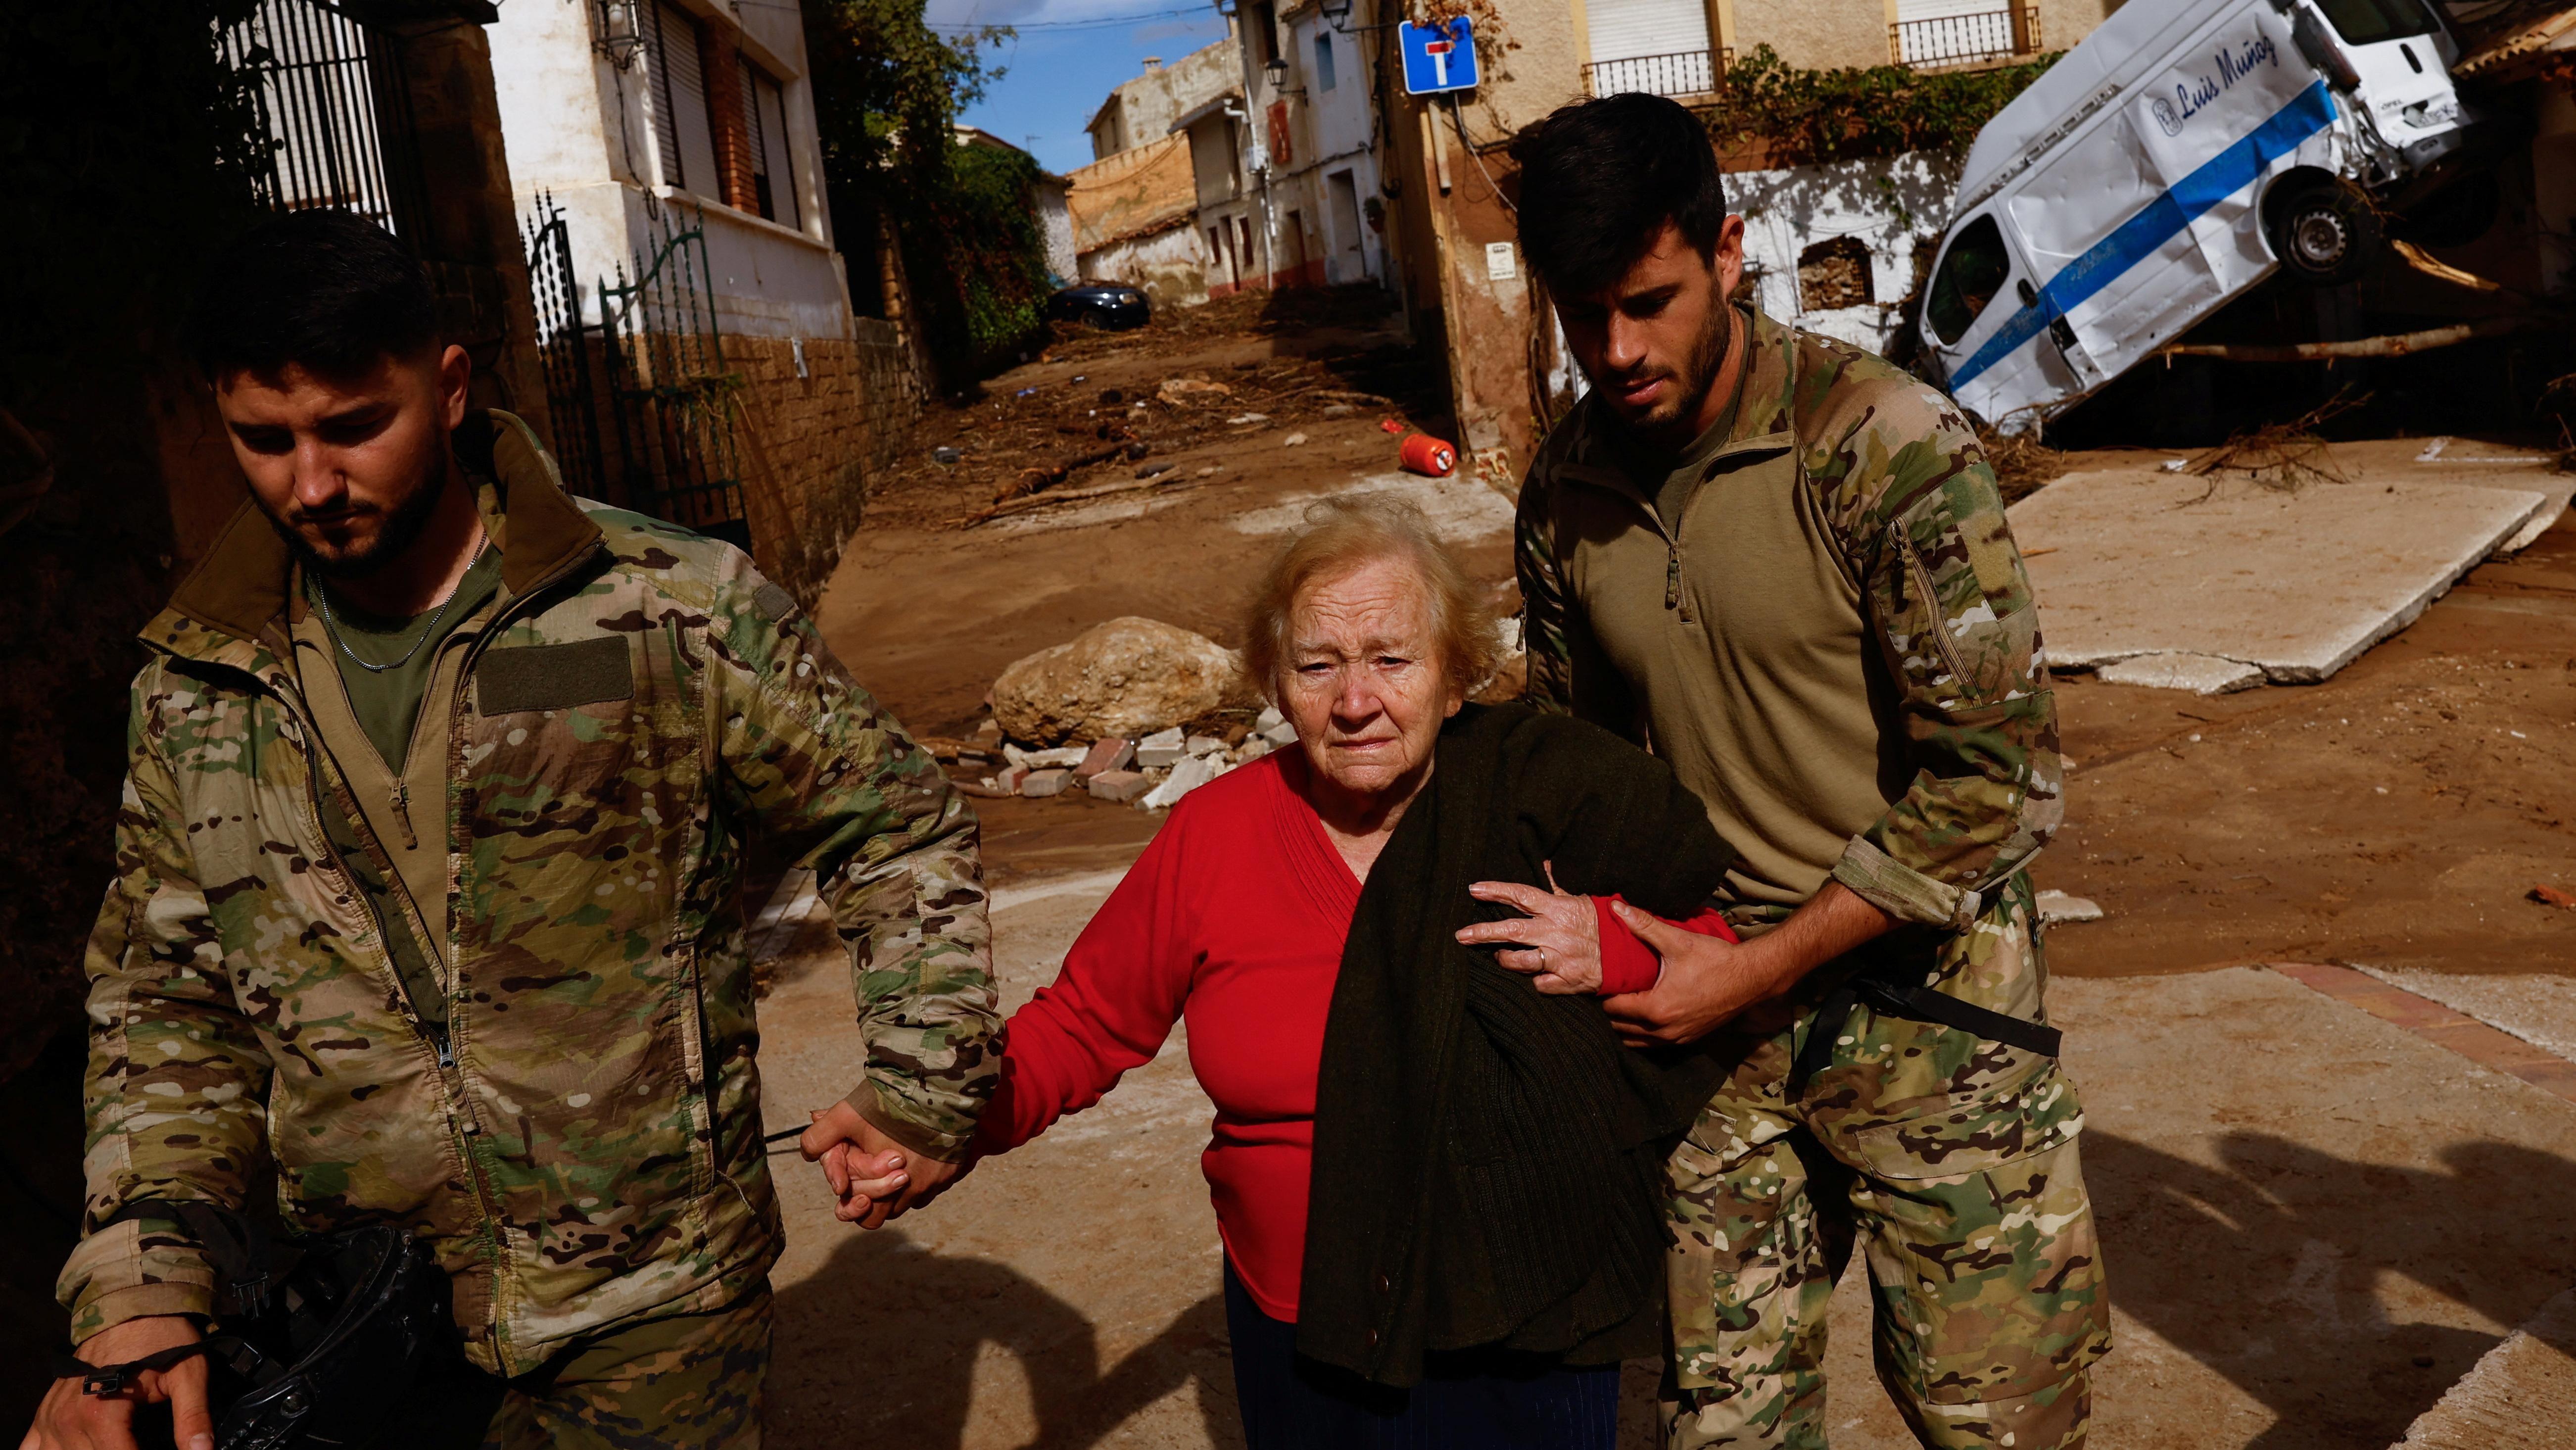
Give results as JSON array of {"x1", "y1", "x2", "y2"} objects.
[{"x1": 257, "y1": 449, "x2": 450, "y2": 581}]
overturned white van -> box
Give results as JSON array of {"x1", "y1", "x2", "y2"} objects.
[{"x1": 1918, "y1": 0, "x2": 2478, "y2": 429}]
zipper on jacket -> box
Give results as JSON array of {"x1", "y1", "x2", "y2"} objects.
[
  {"x1": 284, "y1": 706, "x2": 452, "y2": 1059},
  {"x1": 1900, "y1": 534, "x2": 1973, "y2": 688}
]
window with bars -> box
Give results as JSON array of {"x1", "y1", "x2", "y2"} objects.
[
  {"x1": 645, "y1": 1, "x2": 719, "y2": 196},
  {"x1": 739, "y1": 57, "x2": 798, "y2": 227},
  {"x1": 215, "y1": 0, "x2": 427, "y2": 242}
]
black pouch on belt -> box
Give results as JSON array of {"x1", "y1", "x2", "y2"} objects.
[{"x1": 56, "y1": 1199, "x2": 455, "y2": 1450}]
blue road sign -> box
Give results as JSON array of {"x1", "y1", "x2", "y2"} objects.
[{"x1": 1399, "y1": 17, "x2": 1478, "y2": 96}]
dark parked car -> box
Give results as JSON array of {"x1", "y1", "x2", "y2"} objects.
[{"x1": 1045, "y1": 283, "x2": 1149, "y2": 330}]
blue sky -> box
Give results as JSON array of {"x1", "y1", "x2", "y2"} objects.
[{"x1": 930, "y1": 0, "x2": 1233, "y2": 175}]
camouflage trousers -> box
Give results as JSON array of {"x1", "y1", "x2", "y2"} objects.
[
  {"x1": 1664, "y1": 887, "x2": 2110, "y2": 1450},
  {"x1": 465, "y1": 1283, "x2": 772, "y2": 1450}
]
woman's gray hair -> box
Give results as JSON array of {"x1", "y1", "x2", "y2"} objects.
[{"x1": 1240, "y1": 494, "x2": 1503, "y2": 704}]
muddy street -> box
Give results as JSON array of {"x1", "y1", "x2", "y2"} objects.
[{"x1": 745, "y1": 290, "x2": 2576, "y2": 1449}]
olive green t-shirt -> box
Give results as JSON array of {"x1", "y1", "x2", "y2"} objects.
[
  {"x1": 304, "y1": 546, "x2": 504, "y2": 771},
  {"x1": 1614, "y1": 339, "x2": 1752, "y2": 529}
]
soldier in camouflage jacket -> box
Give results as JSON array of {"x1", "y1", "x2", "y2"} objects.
[
  {"x1": 1491, "y1": 97, "x2": 2109, "y2": 1450},
  {"x1": 55, "y1": 404, "x2": 995, "y2": 1392}
]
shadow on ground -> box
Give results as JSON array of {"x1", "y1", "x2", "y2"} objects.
[
  {"x1": 2088, "y1": 1128, "x2": 2576, "y2": 1449},
  {"x1": 770, "y1": 1228, "x2": 1241, "y2": 1449}
]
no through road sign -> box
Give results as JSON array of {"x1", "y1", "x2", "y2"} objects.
[{"x1": 1398, "y1": 17, "x2": 1478, "y2": 96}]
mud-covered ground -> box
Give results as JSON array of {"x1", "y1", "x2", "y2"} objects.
[{"x1": 826, "y1": 287, "x2": 2576, "y2": 977}]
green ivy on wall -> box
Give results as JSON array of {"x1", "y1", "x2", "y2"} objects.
[
  {"x1": 1701, "y1": 46, "x2": 2060, "y2": 168},
  {"x1": 805, "y1": 0, "x2": 1051, "y2": 387}
]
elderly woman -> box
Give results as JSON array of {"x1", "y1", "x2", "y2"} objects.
[{"x1": 954, "y1": 498, "x2": 1734, "y2": 1447}]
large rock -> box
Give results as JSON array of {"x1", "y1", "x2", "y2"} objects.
[{"x1": 991, "y1": 617, "x2": 1247, "y2": 746}]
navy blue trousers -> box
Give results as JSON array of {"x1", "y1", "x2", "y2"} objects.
[{"x1": 1222, "y1": 1262, "x2": 1621, "y2": 1450}]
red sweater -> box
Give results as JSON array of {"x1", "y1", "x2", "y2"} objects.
[{"x1": 972, "y1": 752, "x2": 1732, "y2": 1322}]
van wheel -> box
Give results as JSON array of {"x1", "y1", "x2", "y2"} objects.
[{"x1": 2267, "y1": 182, "x2": 2383, "y2": 286}]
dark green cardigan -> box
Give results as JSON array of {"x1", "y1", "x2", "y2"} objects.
[{"x1": 1294, "y1": 703, "x2": 1736, "y2": 1387}]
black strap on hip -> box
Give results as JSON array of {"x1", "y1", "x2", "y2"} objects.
[{"x1": 1790, "y1": 977, "x2": 2062, "y2": 1095}]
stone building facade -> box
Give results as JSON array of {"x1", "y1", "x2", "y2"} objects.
[{"x1": 490, "y1": 0, "x2": 918, "y2": 601}]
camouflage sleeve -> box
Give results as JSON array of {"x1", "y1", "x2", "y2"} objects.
[
  {"x1": 1514, "y1": 459, "x2": 1643, "y2": 738},
  {"x1": 56, "y1": 689, "x2": 274, "y2": 1343},
  {"x1": 1824, "y1": 390, "x2": 2061, "y2": 930},
  {"x1": 706, "y1": 565, "x2": 997, "y2": 1163},
  {"x1": 1515, "y1": 465, "x2": 1576, "y2": 715}
]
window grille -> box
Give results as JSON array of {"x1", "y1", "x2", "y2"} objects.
[{"x1": 214, "y1": 0, "x2": 428, "y2": 242}]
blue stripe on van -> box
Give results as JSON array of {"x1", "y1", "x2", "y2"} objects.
[{"x1": 1950, "y1": 80, "x2": 2340, "y2": 391}]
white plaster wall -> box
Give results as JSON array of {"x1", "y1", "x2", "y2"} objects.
[
  {"x1": 1081, "y1": 225, "x2": 1211, "y2": 309},
  {"x1": 688, "y1": 199, "x2": 857, "y2": 340},
  {"x1": 1299, "y1": 15, "x2": 1372, "y2": 161},
  {"x1": 496, "y1": 0, "x2": 850, "y2": 340},
  {"x1": 1039, "y1": 182, "x2": 1079, "y2": 284},
  {"x1": 1268, "y1": 10, "x2": 1381, "y2": 286},
  {"x1": 1727, "y1": 150, "x2": 1961, "y2": 350},
  {"x1": 490, "y1": 0, "x2": 632, "y2": 191}
]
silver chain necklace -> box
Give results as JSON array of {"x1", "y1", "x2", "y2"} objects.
[{"x1": 309, "y1": 530, "x2": 487, "y2": 674}]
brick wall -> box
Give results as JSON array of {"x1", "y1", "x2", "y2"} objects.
[
  {"x1": 700, "y1": 25, "x2": 761, "y2": 216},
  {"x1": 721, "y1": 317, "x2": 921, "y2": 603}
]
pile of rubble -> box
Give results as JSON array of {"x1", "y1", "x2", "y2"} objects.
[
  {"x1": 916, "y1": 613, "x2": 1291, "y2": 813},
  {"x1": 948, "y1": 709, "x2": 1298, "y2": 811}
]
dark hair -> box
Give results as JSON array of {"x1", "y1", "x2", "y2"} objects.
[
  {"x1": 188, "y1": 209, "x2": 439, "y2": 384},
  {"x1": 1508, "y1": 93, "x2": 1728, "y2": 296}
]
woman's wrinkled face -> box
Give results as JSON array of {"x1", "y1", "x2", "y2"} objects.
[{"x1": 1279, "y1": 557, "x2": 1463, "y2": 798}]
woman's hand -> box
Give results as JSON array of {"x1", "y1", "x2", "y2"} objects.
[
  {"x1": 1456, "y1": 862, "x2": 1602, "y2": 994},
  {"x1": 800, "y1": 1102, "x2": 966, "y2": 1228}
]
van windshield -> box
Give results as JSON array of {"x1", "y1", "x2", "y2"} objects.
[
  {"x1": 1928, "y1": 215, "x2": 2012, "y2": 347},
  {"x1": 2315, "y1": 0, "x2": 2438, "y2": 45}
]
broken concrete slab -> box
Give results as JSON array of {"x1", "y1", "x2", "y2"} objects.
[
  {"x1": 2095, "y1": 651, "x2": 2265, "y2": 695},
  {"x1": 2011, "y1": 469, "x2": 2550, "y2": 685},
  {"x1": 1074, "y1": 737, "x2": 1133, "y2": 780},
  {"x1": 2394, "y1": 1286, "x2": 2576, "y2": 1450},
  {"x1": 1134, "y1": 725, "x2": 1186, "y2": 769},
  {"x1": 2036, "y1": 889, "x2": 2104, "y2": 924},
  {"x1": 1086, "y1": 769, "x2": 1151, "y2": 803},
  {"x1": 1141, "y1": 754, "x2": 1220, "y2": 810}
]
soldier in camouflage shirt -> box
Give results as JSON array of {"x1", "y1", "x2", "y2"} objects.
[
  {"x1": 31, "y1": 213, "x2": 993, "y2": 1450},
  {"x1": 1493, "y1": 97, "x2": 2108, "y2": 1449}
]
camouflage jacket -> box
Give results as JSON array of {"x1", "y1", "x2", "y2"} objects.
[
  {"x1": 60, "y1": 412, "x2": 996, "y2": 1373},
  {"x1": 1517, "y1": 306, "x2": 2059, "y2": 936}
]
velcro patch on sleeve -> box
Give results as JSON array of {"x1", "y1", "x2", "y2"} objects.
[
  {"x1": 752, "y1": 582, "x2": 797, "y2": 624},
  {"x1": 476, "y1": 636, "x2": 634, "y2": 715},
  {"x1": 1962, "y1": 512, "x2": 2022, "y2": 601}
]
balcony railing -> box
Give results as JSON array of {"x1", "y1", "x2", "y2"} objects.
[
  {"x1": 1583, "y1": 48, "x2": 1731, "y2": 99},
  {"x1": 1891, "y1": 8, "x2": 2039, "y2": 68}
]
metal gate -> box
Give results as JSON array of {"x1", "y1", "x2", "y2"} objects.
[
  {"x1": 601, "y1": 209, "x2": 750, "y2": 547},
  {"x1": 522, "y1": 193, "x2": 608, "y2": 498},
  {"x1": 520, "y1": 195, "x2": 749, "y2": 546},
  {"x1": 215, "y1": 0, "x2": 429, "y2": 242}
]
